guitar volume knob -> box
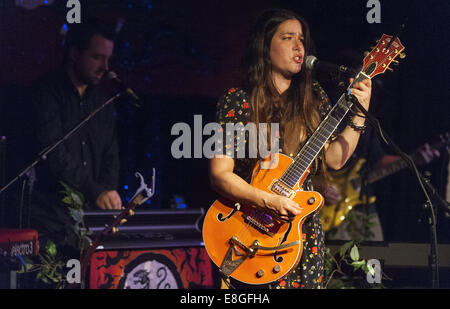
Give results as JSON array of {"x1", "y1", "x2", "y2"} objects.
[
  {"x1": 273, "y1": 265, "x2": 281, "y2": 273},
  {"x1": 256, "y1": 269, "x2": 264, "y2": 278},
  {"x1": 307, "y1": 197, "x2": 316, "y2": 205}
]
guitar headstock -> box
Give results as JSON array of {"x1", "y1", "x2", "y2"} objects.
[
  {"x1": 104, "y1": 170, "x2": 156, "y2": 235},
  {"x1": 362, "y1": 34, "x2": 406, "y2": 78}
]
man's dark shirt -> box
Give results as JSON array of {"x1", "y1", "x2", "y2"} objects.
[{"x1": 32, "y1": 69, "x2": 119, "y2": 220}]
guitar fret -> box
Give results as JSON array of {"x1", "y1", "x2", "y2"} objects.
[
  {"x1": 285, "y1": 168, "x2": 301, "y2": 179},
  {"x1": 323, "y1": 122, "x2": 336, "y2": 134},
  {"x1": 327, "y1": 116, "x2": 340, "y2": 127},
  {"x1": 281, "y1": 172, "x2": 296, "y2": 185},
  {"x1": 368, "y1": 159, "x2": 408, "y2": 184},
  {"x1": 315, "y1": 130, "x2": 329, "y2": 141},
  {"x1": 290, "y1": 162, "x2": 307, "y2": 174},
  {"x1": 306, "y1": 143, "x2": 320, "y2": 153},
  {"x1": 301, "y1": 151, "x2": 315, "y2": 161},
  {"x1": 331, "y1": 109, "x2": 346, "y2": 120}
]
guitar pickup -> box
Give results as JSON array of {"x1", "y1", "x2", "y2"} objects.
[{"x1": 269, "y1": 179, "x2": 296, "y2": 199}]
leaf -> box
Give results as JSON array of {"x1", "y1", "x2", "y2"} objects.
[
  {"x1": 59, "y1": 181, "x2": 85, "y2": 207},
  {"x1": 71, "y1": 192, "x2": 83, "y2": 208},
  {"x1": 340, "y1": 241, "x2": 354, "y2": 257},
  {"x1": 350, "y1": 245, "x2": 360, "y2": 261},
  {"x1": 45, "y1": 241, "x2": 57, "y2": 257},
  {"x1": 62, "y1": 196, "x2": 72, "y2": 205},
  {"x1": 68, "y1": 207, "x2": 83, "y2": 224},
  {"x1": 59, "y1": 181, "x2": 71, "y2": 193},
  {"x1": 351, "y1": 260, "x2": 365, "y2": 271}
]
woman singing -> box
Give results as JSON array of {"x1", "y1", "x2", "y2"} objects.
[{"x1": 209, "y1": 9, "x2": 372, "y2": 288}]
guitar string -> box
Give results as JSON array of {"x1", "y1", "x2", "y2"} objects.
[
  {"x1": 281, "y1": 127, "x2": 332, "y2": 182},
  {"x1": 281, "y1": 104, "x2": 349, "y2": 185},
  {"x1": 237, "y1": 213, "x2": 255, "y2": 252}
]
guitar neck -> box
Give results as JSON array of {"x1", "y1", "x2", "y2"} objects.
[
  {"x1": 367, "y1": 139, "x2": 446, "y2": 184},
  {"x1": 367, "y1": 158, "x2": 409, "y2": 184},
  {"x1": 281, "y1": 73, "x2": 368, "y2": 188}
]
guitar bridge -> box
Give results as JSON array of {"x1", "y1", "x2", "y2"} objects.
[{"x1": 269, "y1": 179, "x2": 296, "y2": 199}]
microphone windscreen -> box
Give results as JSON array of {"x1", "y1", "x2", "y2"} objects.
[
  {"x1": 305, "y1": 55, "x2": 318, "y2": 71},
  {"x1": 107, "y1": 71, "x2": 118, "y2": 80}
]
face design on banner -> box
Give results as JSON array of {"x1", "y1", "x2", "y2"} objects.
[
  {"x1": 123, "y1": 260, "x2": 178, "y2": 289},
  {"x1": 117, "y1": 253, "x2": 183, "y2": 289}
]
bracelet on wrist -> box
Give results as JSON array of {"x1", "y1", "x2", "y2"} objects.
[{"x1": 349, "y1": 120, "x2": 366, "y2": 134}]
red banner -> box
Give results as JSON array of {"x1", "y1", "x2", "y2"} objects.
[{"x1": 89, "y1": 247, "x2": 216, "y2": 289}]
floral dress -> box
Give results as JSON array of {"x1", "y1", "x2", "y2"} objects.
[{"x1": 216, "y1": 83, "x2": 333, "y2": 289}]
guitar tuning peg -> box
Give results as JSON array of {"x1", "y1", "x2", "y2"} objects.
[
  {"x1": 120, "y1": 219, "x2": 127, "y2": 225},
  {"x1": 364, "y1": 51, "x2": 370, "y2": 56},
  {"x1": 112, "y1": 227, "x2": 119, "y2": 233},
  {"x1": 399, "y1": 52, "x2": 406, "y2": 59},
  {"x1": 129, "y1": 209, "x2": 135, "y2": 216},
  {"x1": 392, "y1": 60, "x2": 399, "y2": 65},
  {"x1": 386, "y1": 67, "x2": 394, "y2": 72}
]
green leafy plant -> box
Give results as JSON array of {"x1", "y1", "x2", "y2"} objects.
[
  {"x1": 324, "y1": 240, "x2": 388, "y2": 289},
  {"x1": 19, "y1": 240, "x2": 67, "y2": 289},
  {"x1": 19, "y1": 182, "x2": 92, "y2": 288},
  {"x1": 59, "y1": 181, "x2": 92, "y2": 255}
]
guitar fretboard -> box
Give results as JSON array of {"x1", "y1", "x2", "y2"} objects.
[
  {"x1": 280, "y1": 73, "x2": 368, "y2": 188},
  {"x1": 367, "y1": 138, "x2": 447, "y2": 184},
  {"x1": 367, "y1": 159, "x2": 408, "y2": 184}
]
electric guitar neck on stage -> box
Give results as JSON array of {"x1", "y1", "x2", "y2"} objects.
[
  {"x1": 77, "y1": 171, "x2": 155, "y2": 288},
  {"x1": 321, "y1": 133, "x2": 450, "y2": 231},
  {"x1": 202, "y1": 34, "x2": 405, "y2": 285}
]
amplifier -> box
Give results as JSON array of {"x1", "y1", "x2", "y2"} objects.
[{"x1": 82, "y1": 208, "x2": 205, "y2": 250}]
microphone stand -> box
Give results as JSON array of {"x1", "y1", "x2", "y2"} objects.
[
  {"x1": 346, "y1": 93, "x2": 450, "y2": 289},
  {"x1": 0, "y1": 92, "x2": 123, "y2": 197}
]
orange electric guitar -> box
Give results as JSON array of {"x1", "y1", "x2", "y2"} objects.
[{"x1": 202, "y1": 34, "x2": 405, "y2": 285}]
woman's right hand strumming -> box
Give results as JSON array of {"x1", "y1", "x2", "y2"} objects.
[
  {"x1": 261, "y1": 193, "x2": 303, "y2": 221},
  {"x1": 210, "y1": 156, "x2": 302, "y2": 221}
]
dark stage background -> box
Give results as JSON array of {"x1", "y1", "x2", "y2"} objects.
[{"x1": 0, "y1": 0, "x2": 449, "y2": 245}]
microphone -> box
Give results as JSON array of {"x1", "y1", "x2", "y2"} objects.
[
  {"x1": 305, "y1": 55, "x2": 357, "y2": 75},
  {"x1": 107, "y1": 71, "x2": 142, "y2": 107}
]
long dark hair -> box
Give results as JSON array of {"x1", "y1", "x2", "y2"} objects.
[{"x1": 242, "y1": 9, "x2": 324, "y2": 172}]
